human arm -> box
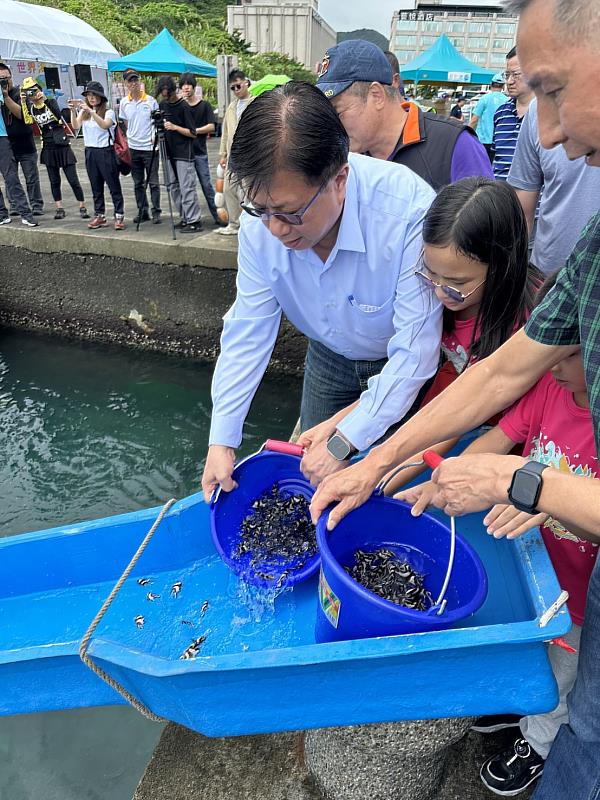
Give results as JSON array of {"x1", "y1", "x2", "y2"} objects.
[
  {"x1": 5, "y1": 89, "x2": 22, "y2": 118},
  {"x1": 468, "y1": 114, "x2": 479, "y2": 131},
  {"x1": 202, "y1": 218, "x2": 283, "y2": 500},
  {"x1": 450, "y1": 129, "x2": 494, "y2": 182},
  {"x1": 507, "y1": 101, "x2": 542, "y2": 234},
  {"x1": 382, "y1": 438, "x2": 460, "y2": 495},
  {"x1": 90, "y1": 107, "x2": 116, "y2": 130},
  {"x1": 196, "y1": 102, "x2": 215, "y2": 136},
  {"x1": 514, "y1": 189, "x2": 540, "y2": 234},
  {"x1": 164, "y1": 102, "x2": 196, "y2": 138}
]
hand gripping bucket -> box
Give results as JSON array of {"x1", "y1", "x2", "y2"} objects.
[
  {"x1": 210, "y1": 440, "x2": 319, "y2": 589},
  {"x1": 315, "y1": 485, "x2": 488, "y2": 643}
]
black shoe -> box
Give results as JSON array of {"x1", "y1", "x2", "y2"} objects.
[
  {"x1": 133, "y1": 211, "x2": 151, "y2": 224},
  {"x1": 471, "y1": 714, "x2": 522, "y2": 734},
  {"x1": 80, "y1": 206, "x2": 90, "y2": 220},
  {"x1": 178, "y1": 220, "x2": 203, "y2": 234},
  {"x1": 33, "y1": 210, "x2": 45, "y2": 216},
  {"x1": 174, "y1": 220, "x2": 187, "y2": 229},
  {"x1": 10, "y1": 210, "x2": 19, "y2": 216},
  {"x1": 54, "y1": 208, "x2": 66, "y2": 220},
  {"x1": 151, "y1": 212, "x2": 162, "y2": 224},
  {"x1": 480, "y1": 736, "x2": 544, "y2": 796}
]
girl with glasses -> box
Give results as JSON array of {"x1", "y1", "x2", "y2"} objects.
[{"x1": 384, "y1": 176, "x2": 542, "y2": 494}]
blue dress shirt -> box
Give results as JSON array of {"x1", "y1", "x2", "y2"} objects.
[{"x1": 209, "y1": 152, "x2": 441, "y2": 451}]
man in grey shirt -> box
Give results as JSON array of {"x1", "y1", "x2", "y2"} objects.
[{"x1": 508, "y1": 97, "x2": 600, "y2": 274}]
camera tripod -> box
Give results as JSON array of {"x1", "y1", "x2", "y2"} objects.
[{"x1": 136, "y1": 127, "x2": 177, "y2": 240}]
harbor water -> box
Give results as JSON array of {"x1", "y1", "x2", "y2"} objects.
[{"x1": 0, "y1": 329, "x2": 302, "y2": 800}]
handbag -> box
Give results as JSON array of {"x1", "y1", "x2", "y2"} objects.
[
  {"x1": 50, "y1": 124, "x2": 70, "y2": 146},
  {"x1": 110, "y1": 123, "x2": 132, "y2": 176}
]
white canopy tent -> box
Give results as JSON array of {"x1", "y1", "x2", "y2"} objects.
[{"x1": 0, "y1": 0, "x2": 118, "y2": 67}]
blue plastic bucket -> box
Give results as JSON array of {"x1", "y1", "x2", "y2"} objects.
[
  {"x1": 315, "y1": 494, "x2": 488, "y2": 643},
  {"x1": 210, "y1": 443, "x2": 318, "y2": 589}
]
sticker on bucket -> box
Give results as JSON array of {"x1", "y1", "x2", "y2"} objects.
[{"x1": 319, "y1": 568, "x2": 341, "y2": 628}]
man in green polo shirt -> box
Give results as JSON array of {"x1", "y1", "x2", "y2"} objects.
[{"x1": 311, "y1": 2, "x2": 600, "y2": 798}]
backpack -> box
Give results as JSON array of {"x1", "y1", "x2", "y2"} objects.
[{"x1": 110, "y1": 123, "x2": 132, "y2": 176}]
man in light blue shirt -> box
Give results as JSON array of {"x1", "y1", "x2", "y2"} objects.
[
  {"x1": 469, "y1": 75, "x2": 508, "y2": 162},
  {"x1": 201, "y1": 82, "x2": 441, "y2": 500}
]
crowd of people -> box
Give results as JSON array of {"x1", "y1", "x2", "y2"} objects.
[
  {"x1": 201, "y1": 1, "x2": 600, "y2": 798},
  {"x1": 0, "y1": 64, "x2": 235, "y2": 232}
]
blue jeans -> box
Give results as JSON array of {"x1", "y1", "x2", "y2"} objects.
[
  {"x1": 300, "y1": 339, "x2": 387, "y2": 432},
  {"x1": 193, "y1": 154, "x2": 218, "y2": 221},
  {"x1": 532, "y1": 554, "x2": 600, "y2": 800}
]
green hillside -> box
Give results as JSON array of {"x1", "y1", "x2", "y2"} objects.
[
  {"x1": 337, "y1": 28, "x2": 389, "y2": 51},
  {"x1": 25, "y1": 0, "x2": 315, "y2": 85}
]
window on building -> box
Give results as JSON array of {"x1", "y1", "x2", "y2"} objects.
[
  {"x1": 447, "y1": 21, "x2": 465, "y2": 33},
  {"x1": 468, "y1": 37, "x2": 488, "y2": 48},
  {"x1": 420, "y1": 35, "x2": 437, "y2": 46},
  {"x1": 492, "y1": 38, "x2": 512, "y2": 50},
  {"x1": 396, "y1": 19, "x2": 417, "y2": 31},
  {"x1": 468, "y1": 52, "x2": 489, "y2": 63},
  {"x1": 396, "y1": 34, "x2": 417, "y2": 46},
  {"x1": 490, "y1": 53, "x2": 507, "y2": 66},
  {"x1": 496, "y1": 22, "x2": 516, "y2": 34},
  {"x1": 449, "y1": 36, "x2": 464, "y2": 48},
  {"x1": 469, "y1": 21, "x2": 492, "y2": 33},
  {"x1": 424, "y1": 21, "x2": 443, "y2": 32},
  {"x1": 395, "y1": 50, "x2": 415, "y2": 64}
]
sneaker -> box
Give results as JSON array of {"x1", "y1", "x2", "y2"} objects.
[
  {"x1": 80, "y1": 206, "x2": 90, "y2": 220},
  {"x1": 54, "y1": 208, "x2": 66, "y2": 220},
  {"x1": 133, "y1": 211, "x2": 150, "y2": 224},
  {"x1": 216, "y1": 224, "x2": 239, "y2": 236},
  {"x1": 21, "y1": 217, "x2": 38, "y2": 227},
  {"x1": 33, "y1": 210, "x2": 45, "y2": 216},
  {"x1": 174, "y1": 220, "x2": 187, "y2": 229},
  {"x1": 88, "y1": 214, "x2": 107, "y2": 229},
  {"x1": 152, "y1": 212, "x2": 162, "y2": 225},
  {"x1": 472, "y1": 714, "x2": 522, "y2": 734},
  {"x1": 480, "y1": 736, "x2": 544, "y2": 796},
  {"x1": 178, "y1": 220, "x2": 203, "y2": 234},
  {"x1": 114, "y1": 215, "x2": 126, "y2": 231},
  {"x1": 0, "y1": 216, "x2": 11, "y2": 225}
]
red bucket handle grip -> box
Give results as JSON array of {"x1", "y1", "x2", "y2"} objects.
[
  {"x1": 264, "y1": 439, "x2": 305, "y2": 457},
  {"x1": 423, "y1": 450, "x2": 444, "y2": 469}
]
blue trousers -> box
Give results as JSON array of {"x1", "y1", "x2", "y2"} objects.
[
  {"x1": 532, "y1": 554, "x2": 600, "y2": 800},
  {"x1": 300, "y1": 339, "x2": 387, "y2": 432}
]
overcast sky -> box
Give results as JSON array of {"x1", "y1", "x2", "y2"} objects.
[{"x1": 318, "y1": 0, "x2": 398, "y2": 37}]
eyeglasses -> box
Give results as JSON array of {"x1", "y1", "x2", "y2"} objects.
[
  {"x1": 230, "y1": 83, "x2": 245, "y2": 91},
  {"x1": 414, "y1": 258, "x2": 485, "y2": 303},
  {"x1": 502, "y1": 70, "x2": 523, "y2": 81},
  {"x1": 240, "y1": 183, "x2": 325, "y2": 226}
]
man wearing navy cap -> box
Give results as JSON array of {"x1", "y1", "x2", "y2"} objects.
[
  {"x1": 119, "y1": 68, "x2": 161, "y2": 224},
  {"x1": 317, "y1": 40, "x2": 492, "y2": 190}
]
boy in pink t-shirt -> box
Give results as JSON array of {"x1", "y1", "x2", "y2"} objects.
[{"x1": 396, "y1": 345, "x2": 598, "y2": 796}]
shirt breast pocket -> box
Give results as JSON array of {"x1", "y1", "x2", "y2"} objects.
[{"x1": 347, "y1": 294, "x2": 396, "y2": 341}]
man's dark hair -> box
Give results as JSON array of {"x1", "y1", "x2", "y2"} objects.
[
  {"x1": 383, "y1": 50, "x2": 400, "y2": 75},
  {"x1": 155, "y1": 75, "x2": 177, "y2": 97},
  {"x1": 228, "y1": 69, "x2": 247, "y2": 83},
  {"x1": 506, "y1": 45, "x2": 517, "y2": 59},
  {"x1": 0, "y1": 63, "x2": 11, "y2": 74},
  {"x1": 229, "y1": 81, "x2": 349, "y2": 196},
  {"x1": 179, "y1": 72, "x2": 196, "y2": 89}
]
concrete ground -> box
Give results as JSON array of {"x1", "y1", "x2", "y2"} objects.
[
  {"x1": 134, "y1": 723, "x2": 536, "y2": 800},
  {"x1": 1, "y1": 137, "x2": 238, "y2": 269}
]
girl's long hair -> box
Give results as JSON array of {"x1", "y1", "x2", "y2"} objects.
[
  {"x1": 84, "y1": 94, "x2": 108, "y2": 119},
  {"x1": 423, "y1": 177, "x2": 541, "y2": 362}
]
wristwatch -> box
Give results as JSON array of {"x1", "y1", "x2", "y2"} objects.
[
  {"x1": 326, "y1": 430, "x2": 357, "y2": 462},
  {"x1": 507, "y1": 461, "x2": 548, "y2": 514}
]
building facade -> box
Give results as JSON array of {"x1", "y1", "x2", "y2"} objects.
[
  {"x1": 389, "y1": 1, "x2": 517, "y2": 71},
  {"x1": 227, "y1": 0, "x2": 336, "y2": 70}
]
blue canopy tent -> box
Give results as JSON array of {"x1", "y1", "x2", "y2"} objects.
[
  {"x1": 400, "y1": 34, "x2": 496, "y2": 86},
  {"x1": 107, "y1": 28, "x2": 216, "y2": 76}
]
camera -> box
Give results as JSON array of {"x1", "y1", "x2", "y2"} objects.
[
  {"x1": 25, "y1": 87, "x2": 38, "y2": 98},
  {"x1": 151, "y1": 108, "x2": 167, "y2": 132},
  {"x1": 0, "y1": 78, "x2": 8, "y2": 90}
]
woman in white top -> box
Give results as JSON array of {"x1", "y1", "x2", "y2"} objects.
[{"x1": 70, "y1": 82, "x2": 125, "y2": 230}]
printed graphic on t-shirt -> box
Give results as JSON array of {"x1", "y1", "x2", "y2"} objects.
[
  {"x1": 441, "y1": 334, "x2": 469, "y2": 374},
  {"x1": 30, "y1": 107, "x2": 56, "y2": 127},
  {"x1": 529, "y1": 433, "x2": 598, "y2": 547}
]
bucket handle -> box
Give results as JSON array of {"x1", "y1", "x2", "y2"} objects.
[{"x1": 377, "y1": 450, "x2": 455, "y2": 616}]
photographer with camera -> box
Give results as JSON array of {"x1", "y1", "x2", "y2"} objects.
[
  {"x1": 155, "y1": 75, "x2": 203, "y2": 234},
  {"x1": 70, "y1": 81, "x2": 125, "y2": 230},
  {"x1": 0, "y1": 63, "x2": 44, "y2": 217},
  {"x1": 21, "y1": 77, "x2": 89, "y2": 221},
  {"x1": 119, "y1": 68, "x2": 161, "y2": 225},
  {"x1": 0, "y1": 76, "x2": 36, "y2": 227}
]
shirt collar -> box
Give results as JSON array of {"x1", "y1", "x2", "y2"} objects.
[
  {"x1": 388, "y1": 102, "x2": 424, "y2": 160},
  {"x1": 128, "y1": 90, "x2": 148, "y2": 102}
]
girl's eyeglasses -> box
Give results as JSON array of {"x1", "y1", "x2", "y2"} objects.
[
  {"x1": 414, "y1": 259, "x2": 485, "y2": 304},
  {"x1": 230, "y1": 83, "x2": 245, "y2": 91},
  {"x1": 240, "y1": 183, "x2": 324, "y2": 226}
]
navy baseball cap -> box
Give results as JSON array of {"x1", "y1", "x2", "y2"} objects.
[{"x1": 316, "y1": 40, "x2": 393, "y2": 99}]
